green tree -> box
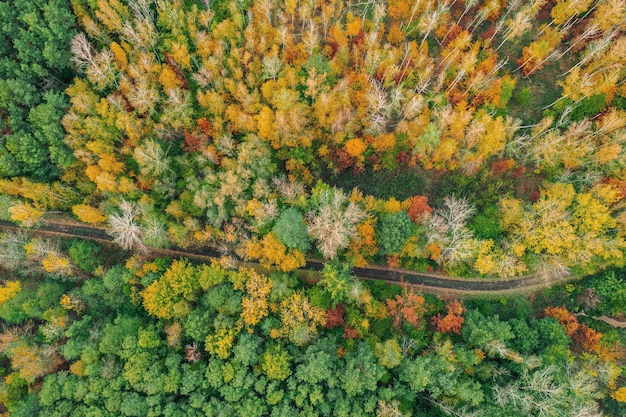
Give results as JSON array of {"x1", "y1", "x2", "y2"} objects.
[
  {"x1": 68, "y1": 238, "x2": 101, "y2": 273},
  {"x1": 318, "y1": 261, "x2": 356, "y2": 306},
  {"x1": 0, "y1": 0, "x2": 76, "y2": 179},
  {"x1": 378, "y1": 211, "x2": 413, "y2": 255},
  {"x1": 295, "y1": 337, "x2": 338, "y2": 386},
  {"x1": 272, "y1": 207, "x2": 311, "y2": 252},
  {"x1": 374, "y1": 338, "x2": 403, "y2": 369},
  {"x1": 462, "y1": 310, "x2": 514, "y2": 357},
  {"x1": 260, "y1": 344, "x2": 292, "y2": 381},
  {"x1": 340, "y1": 342, "x2": 385, "y2": 397}
]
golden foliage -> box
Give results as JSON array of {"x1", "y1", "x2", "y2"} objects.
[
  {"x1": 205, "y1": 327, "x2": 237, "y2": 359},
  {"x1": 159, "y1": 65, "x2": 182, "y2": 90},
  {"x1": 110, "y1": 41, "x2": 127, "y2": 69},
  {"x1": 241, "y1": 233, "x2": 306, "y2": 272},
  {"x1": 474, "y1": 240, "x2": 496, "y2": 276},
  {"x1": 344, "y1": 138, "x2": 367, "y2": 158},
  {"x1": 383, "y1": 198, "x2": 402, "y2": 214},
  {"x1": 9, "y1": 343, "x2": 63, "y2": 383},
  {"x1": 275, "y1": 292, "x2": 326, "y2": 346},
  {"x1": 347, "y1": 218, "x2": 378, "y2": 267},
  {"x1": 72, "y1": 204, "x2": 107, "y2": 225},
  {"x1": 240, "y1": 269, "x2": 273, "y2": 327},
  {"x1": 168, "y1": 42, "x2": 192, "y2": 70},
  {"x1": 9, "y1": 202, "x2": 44, "y2": 227},
  {"x1": 612, "y1": 387, "x2": 626, "y2": 403},
  {"x1": 70, "y1": 360, "x2": 86, "y2": 377},
  {"x1": 141, "y1": 259, "x2": 200, "y2": 319},
  {"x1": 0, "y1": 281, "x2": 21, "y2": 306}
]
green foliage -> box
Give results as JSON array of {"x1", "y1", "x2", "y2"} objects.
[
  {"x1": 295, "y1": 339, "x2": 337, "y2": 385},
  {"x1": 327, "y1": 167, "x2": 427, "y2": 201},
  {"x1": 515, "y1": 86, "x2": 532, "y2": 106},
  {"x1": 272, "y1": 207, "x2": 311, "y2": 252},
  {"x1": 1, "y1": 244, "x2": 620, "y2": 416},
  {"x1": 591, "y1": 270, "x2": 626, "y2": 316},
  {"x1": 499, "y1": 78, "x2": 516, "y2": 108},
  {"x1": 21, "y1": 280, "x2": 65, "y2": 319},
  {"x1": 184, "y1": 308, "x2": 214, "y2": 342},
  {"x1": 535, "y1": 317, "x2": 570, "y2": 364},
  {"x1": 260, "y1": 344, "x2": 292, "y2": 381},
  {"x1": 0, "y1": 0, "x2": 76, "y2": 179},
  {"x1": 469, "y1": 205, "x2": 503, "y2": 239},
  {"x1": 462, "y1": 310, "x2": 514, "y2": 351},
  {"x1": 0, "y1": 286, "x2": 33, "y2": 324},
  {"x1": 377, "y1": 211, "x2": 413, "y2": 255},
  {"x1": 0, "y1": 373, "x2": 29, "y2": 411},
  {"x1": 570, "y1": 94, "x2": 607, "y2": 121},
  {"x1": 341, "y1": 342, "x2": 385, "y2": 397},
  {"x1": 68, "y1": 239, "x2": 101, "y2": 273},
  {"x1": 374, "y1": 338, "x2": 403, "y2": 369},
  {"x1": 509, "y1": 318, "x2": 539, "y2": 354},
  {"x1": 0, "y1": 195, "x2": 14, "y2": 220},
  {"x1": 318, "y1": 261, "x2": 355, "y2": 306},
  {"x1": 2, "y1": 0, "x2": 625, "y2": 408}
]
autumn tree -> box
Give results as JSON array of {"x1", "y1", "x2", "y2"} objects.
[
  {"x1": 141, "y1": 259, "x2": 201, "y2": 319},
  {"x1": 307, "y1": 185, "x2": 365, "y2": 259},
  {"x1": 544, "y1": 306, "x2": 579, "y2": 336},
  {"x1": 426, "y1": 196, "x2": 477, "y2": 267},
  {"x1": 385, "y1": 290, "x2": 426, "y2": 328},
  {"x1": 72, "y1": 204, "x2": 107, "y2": 225},
  {"x1": 500, "y1": 182, "x2": 625, "y2": 277},
  {"x1": 8, "y1": 202, "x2": 44, "y2": 227},
  {"x1": 432, "y1": 299, "x2": 465, "y2": 334},
  {"x1": 404, "y1": 195, "x2": 432, "y2": 224},
  {"x1": 0, "y1": 280, "x2": 21, "y2": 306},
  {"x1": 240, "y1": 269, "x2": 273, "y2": 327},
  {"x1": 272, "y1": 292, "x2": 326, "y2": 346},
  {"x1": 239, "y1": 232, "x2": 306, "y2": 272}
]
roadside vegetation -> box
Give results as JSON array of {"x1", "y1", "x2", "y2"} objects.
[{"x1": 0, "y1": 234, "x2": 624, "y2": 416}]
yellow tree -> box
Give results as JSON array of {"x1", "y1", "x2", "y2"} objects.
[
  {"x1": 240, "y1": 269, "x2": 273, "y2": 327},
  {"x1": 0, "y1": 281, "x2": 21, "y2": 306},
  {"x1": 141, "y1": 259, "x2": 200, "y2": 319},
  {"x1": 8, "y1": 202, "x2": 44, "y2": 227},
  {"x1": 272, "y1": 292, "x2": 326, "y2": 346},
  {"x1": 239, "y1": 232, "x2": 306, "y2": 272},
  {"x1": 72, "y1": 204, "x2": 107, "y2": 225}
]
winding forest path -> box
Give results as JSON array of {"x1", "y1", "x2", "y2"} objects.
[
  {"x1": 11, "y1": 217, "x2": 621, "y2": 327},
  {"x1": 0, "y1": 218, "x2": 581, "y2": 297}
]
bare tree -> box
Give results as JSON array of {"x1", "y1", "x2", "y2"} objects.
[
  {"x1": 134, "y1": 140, "x2": 171, "y2": 178},
  {"x1": 427, "y1": 196, "x2": 477, "y2": 266},
  {"x1": 0, "y1": 232, "x2": 29, "y2": 270},
  {"x1": 108, "y1": 201, "x2": 147, "y2": 253},
  {"x1": 307, "y1": 187, "x2": 366, "y2": 259}
]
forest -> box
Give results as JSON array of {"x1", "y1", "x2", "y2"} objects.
[
  {"x1": 0, "y1": 0, "x2": 625, "y2": 414},
  {"x1": 0, "y1": 235, "x2": 625, "y2": 416}
]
